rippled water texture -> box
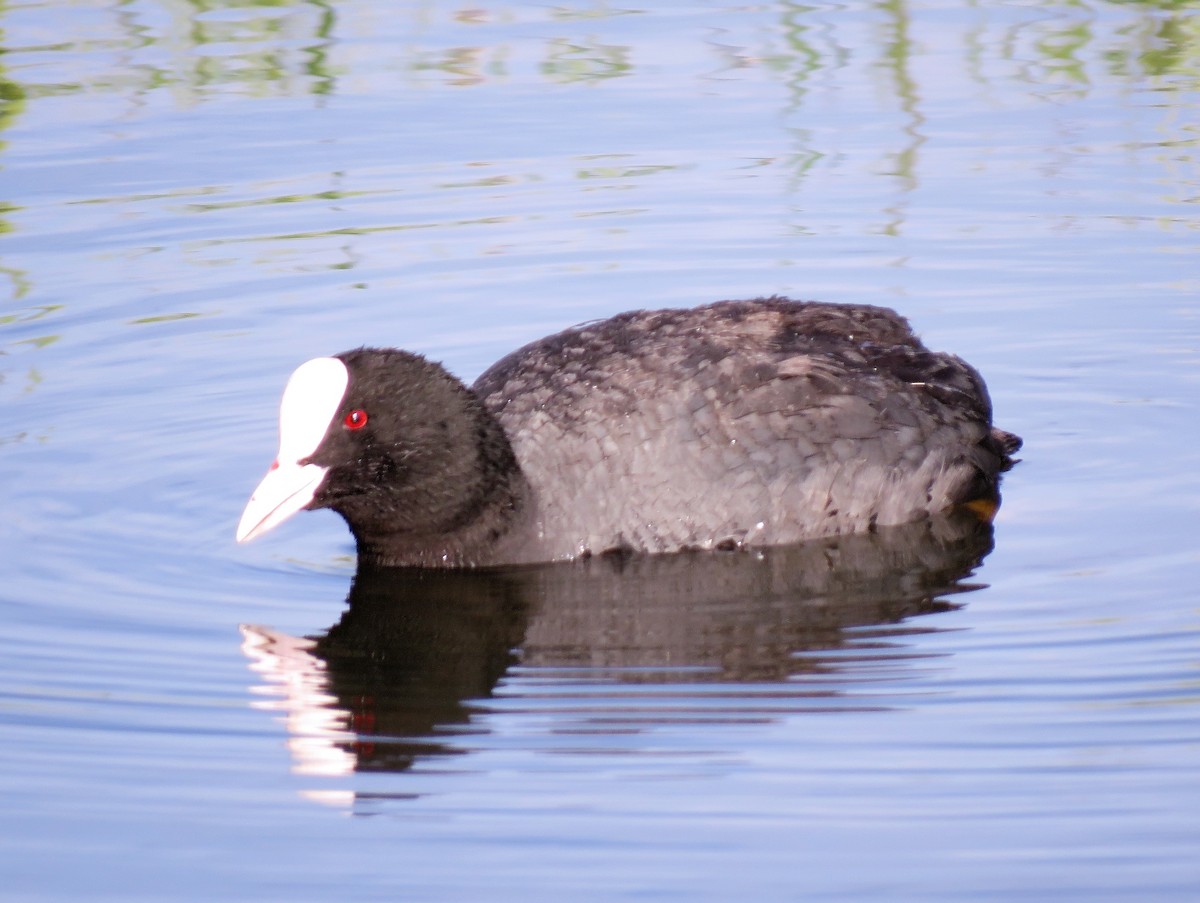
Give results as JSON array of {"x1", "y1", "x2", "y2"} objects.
[{"x1": 2, "y1": 1, "x2": 1198, "y2": 900}]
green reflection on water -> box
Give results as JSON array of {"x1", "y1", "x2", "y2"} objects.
[
  {"x1": 542, "y1": 37, "x2": 632, "y2": 83},
  {"x1": 878, "y1": 0, "x2": 925, "y2": 233},
  {"x1": 548, "y1": 5, "x2": 644, "y2": 21},
  {"x1": 0, "y1": 0, "x2": 1195, "y2": 98},
  {"x1": 1036, "y1": 21, "x2": 1093, "y2": 90},
  {"x1": 0, "y1": 304, "x2": 60, "y2": 326},
  {"x1": 14, "y1": 334, "x2": 58, "y2": 349},
  {"x1": 186, "y1": 188, "x2": 384, "y2": 212},
  {"x1": 0, "y1": 0, "x2": 27, "y2": 244},
  {"x1": 129, "y1": 312, "x2": 206, "y2": 325},
  {"x1": 0, "y1": 75, "x2": 24, "y2": 139},
  {"x1": 577, "y1": 163, "x2": 682, "y2": 180},
  {"x1": 0, "y1": 0, "x2": 1196, "y2": 375}
]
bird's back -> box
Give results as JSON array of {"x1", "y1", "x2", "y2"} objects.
[{"x1": 473, "y1": 297, "x2": 1015, "y2": 560}]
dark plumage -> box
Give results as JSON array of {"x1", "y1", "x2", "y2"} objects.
[{"x1": 237, "y1": 297, "x2": 1020, "y2": 567}]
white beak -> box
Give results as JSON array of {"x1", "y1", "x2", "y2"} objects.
[
  {"x1": 235, "y1": 356, "x2": 349, "y2": 544},
  {"x1": 236, "y1": 460, "x2": 330, "y2": 543}
]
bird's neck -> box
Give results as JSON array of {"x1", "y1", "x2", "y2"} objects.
[{"x1": 350, "y1": 462, "x2": 534, "y2": 569}]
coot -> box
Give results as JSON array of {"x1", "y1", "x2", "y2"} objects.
[{"x1": 236, "y1": 297, "x2": 1020, "y2": 567}]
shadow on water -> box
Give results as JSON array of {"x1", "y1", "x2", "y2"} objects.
[{"x1": 243, "y1": 510, "x2": 996, "y2": 781}]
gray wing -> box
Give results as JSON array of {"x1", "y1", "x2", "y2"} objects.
[{"x1": 474, "y1": 298, "x2": 1012, "y2": 556}]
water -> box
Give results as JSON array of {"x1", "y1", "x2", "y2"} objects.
[{"x1": 2, "y1": 0, "x2": 1199, "y2": 899}]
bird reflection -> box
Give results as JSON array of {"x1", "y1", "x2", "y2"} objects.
[{"x1": 243, "y1": 511, "x2": 995, "y2": 778}]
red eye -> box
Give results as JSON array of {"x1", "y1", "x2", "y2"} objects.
[{"x1": 343, "y1": 409, "x2": 369, "y2": 430}]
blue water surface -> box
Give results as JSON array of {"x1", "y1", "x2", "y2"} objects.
[{"x1": 1, "y1": 1, "x2": 1198, "y2": 900}]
